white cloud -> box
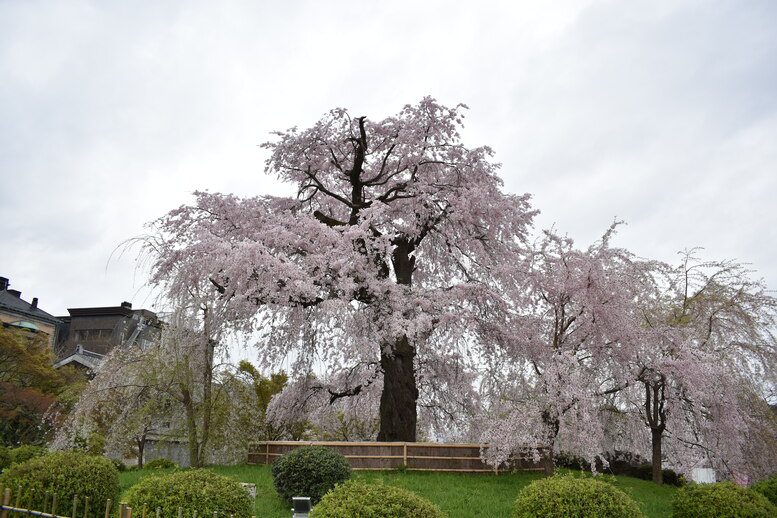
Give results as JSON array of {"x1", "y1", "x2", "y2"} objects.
[{"x1": 1, "y1": 0, "x2": 775, "y2": 320}]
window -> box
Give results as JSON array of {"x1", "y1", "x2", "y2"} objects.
[{"x1": 74, "y1": 329, "x2": 113, "y2": 341}]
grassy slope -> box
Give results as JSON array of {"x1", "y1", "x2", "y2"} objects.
[{"x1": 119, "y1": 465, "x2": 677, "y2": 518}]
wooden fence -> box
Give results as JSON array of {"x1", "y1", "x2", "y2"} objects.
[
  {"x1": 0, "y1": 486, "x2": 248, "y2": 518},
  {"x1": 247, "y1": 441, "x2": 543, "y2": 472}
]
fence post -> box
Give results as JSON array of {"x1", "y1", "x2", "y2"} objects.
[
  {"x1": 104, "y1": 499, "x2": 112, "y2": 518},
  {"x1": 72, "y1": 495, "x2": 79, "y2": 518},
  {"x1": 52, "y1": 494, "x2": 58, "y2": 516},
  {"x1": 1, "y1": 487, "x2": 12, "y2": 518},
  {"x1": 83, "y1": 496, "x2": 90, "y2": 518}
]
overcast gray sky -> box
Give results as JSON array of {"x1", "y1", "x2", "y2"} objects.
[{"x1": 2, "y1": 0, "x2": 775, "y2": 320}]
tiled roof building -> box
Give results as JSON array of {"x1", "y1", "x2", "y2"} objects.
[
  {"x1": 54, "y1": 301, "x2": 161, "y2": 371},
  {"x1": 0, "y1": 276, "x2": 63, "y2": 348}
]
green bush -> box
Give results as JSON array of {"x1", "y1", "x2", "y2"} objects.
[
  {"x1": 513, "y1": 475, "x2": 646, "y2": 518},
  {"x1": 636, "y1": 463, "x2": 653, "y2": 480},
  {"x1": 662, "y1": 469, "x2": 686, "y2": 487},
  {"x1": 671, "y1": 482, "x2": 777, "y2": 518},
  {"x1": 124, "y1": 469, "x2": 252, "y2": 518},
  {"x1": 750, "y1": 475, "x2": 777, "y2": 507},
  {"x1": 311, "y1": 480, "x2": 445, "y2": 518},
  {"x1": 554, "y1": 451, "x2": 591, "y2": 471},
  {"x1": 0, "y1": 451, "x2": 119, "y2": 518},
  {"x1": 143, "y1": 458, "x2": 177, "y2": 470},
  {"x1": 110, "y1": 458, "x2": 128, "y2": 472},
  {"x1": 10, "y1": 445, "x2": 47, "y2": 466},
  {"x1": 272, "y1": 446, "x2": 351, "y2": 505},
  {"x1": 600, "y1": 450, "x2": 649, "y2": 478},
  {"x1": 0, "y1": 446, "x2": 11, "y2": 470},
  {"x1": 634, "y1": 463, "x2": 685, "y2": 486}
]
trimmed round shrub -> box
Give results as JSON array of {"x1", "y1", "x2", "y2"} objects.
[
  {"x1": 10, "y1": 445, "x2": 47, "y2": 466},
  {"x1": 0, "y1": 451, "x2": 119, "y2": 518},
  {"x1": 750, "y1": 476, "x2": 777, "y2": 507},
  {"x1": 272, "y1": 446, "x2": 351, "y2": 505},
  {"x1": 671, "y1": 482, "x2": 777, "y2": 518},
  {"x1": 124, "y1": 469, "x2": 252, "y2": 518},
  {"x1": 311, "y1": 481, "x2": 445, "y2": 518},
  {"x1": 143, "y1": 458, "x2": 177, "y2": 470},
  {"x1": 513, "y1": 475, "x2": 646, "y2": 518}
]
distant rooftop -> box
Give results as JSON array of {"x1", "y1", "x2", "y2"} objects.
[
  {"x1": 0, "y1": 276, "x2": 62, "y2": 326},
  {"x1": 58, "y1": 301, "x2": 158, "y2": 321}
]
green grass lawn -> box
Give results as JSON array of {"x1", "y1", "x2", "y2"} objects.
[{"x1": 119, "y1": 465, "x2": 678, "y2": 518}]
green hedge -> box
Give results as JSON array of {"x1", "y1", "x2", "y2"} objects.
[
  {"x1": 635, "y1": 464, "x2": 686, "y2": 486},
  {"x1": 311, "y1": 481, "x2": 445, "y2": 518},
  {"x1": 671, "y1": 482, "x2": 776, "y2": 518},
  {"x1": 272, "y1": 446, "x2": 351, "y2": 505},
  {"x1": 124, "y1": 469, "x2": 252, "y2": 518},
  {"x1": 513, "y1": 475, "x2": 646, "y2": 518},
  {"x1": 750, "y1": 476, "x2": 777, "y2": 507},
  {"x1": 143, "y1": 458, "x2": 178, "y2": 470},
  {"x1": 10, "y1": 445, "x2": 48, "y2": 466},
  {"x1": 0, "y1": 446, "x2": 11, "y2": 470},
  {"x1": 0, "y1": 451, "x2": 119, "y2": 518},
  {"x1": 110, "y1": 458, "x2": 128, "y2": 472}
]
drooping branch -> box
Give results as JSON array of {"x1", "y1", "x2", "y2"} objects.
[
  {"x1": 313, "y1": 210, "x2": 347, "y2": 227},
  {"x1": 327, "y1": 363, "x2": 382, "y2": 405}
]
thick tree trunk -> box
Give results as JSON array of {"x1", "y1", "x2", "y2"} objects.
[
  {"x1": 377, "y1": 334, "x2": 418, "y2": 442},
  {"x1": 376, "y1": 237, "x2": 419, "y2": 442},
  {"x1": 651, "y1": 427, "x2": 664, "y2": 485}
]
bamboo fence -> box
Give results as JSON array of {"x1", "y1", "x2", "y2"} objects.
[
  {"x1": 247, "y1": 441, "x2": 543, "y2": 472},
  {"x1": 0, "y1": 486, "x2": 251, "y2": 518}
]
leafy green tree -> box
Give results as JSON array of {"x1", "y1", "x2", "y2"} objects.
[
  {"x1": 233, "y1": 360, "x2": 288, "y2": 439},
  {"x1": 0, "y1": 325, "x2": 68, "y2": 445}
]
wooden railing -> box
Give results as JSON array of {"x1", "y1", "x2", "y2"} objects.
[
  {"x1": 0, "y1": 486, "x2": 115, "y2": 518},
  {"x1": 0, "y1": 487, "x2": 249, "y2": 518},
  {"x1": 247, "y1": 441, "x2": 543, "y2": 473}
]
